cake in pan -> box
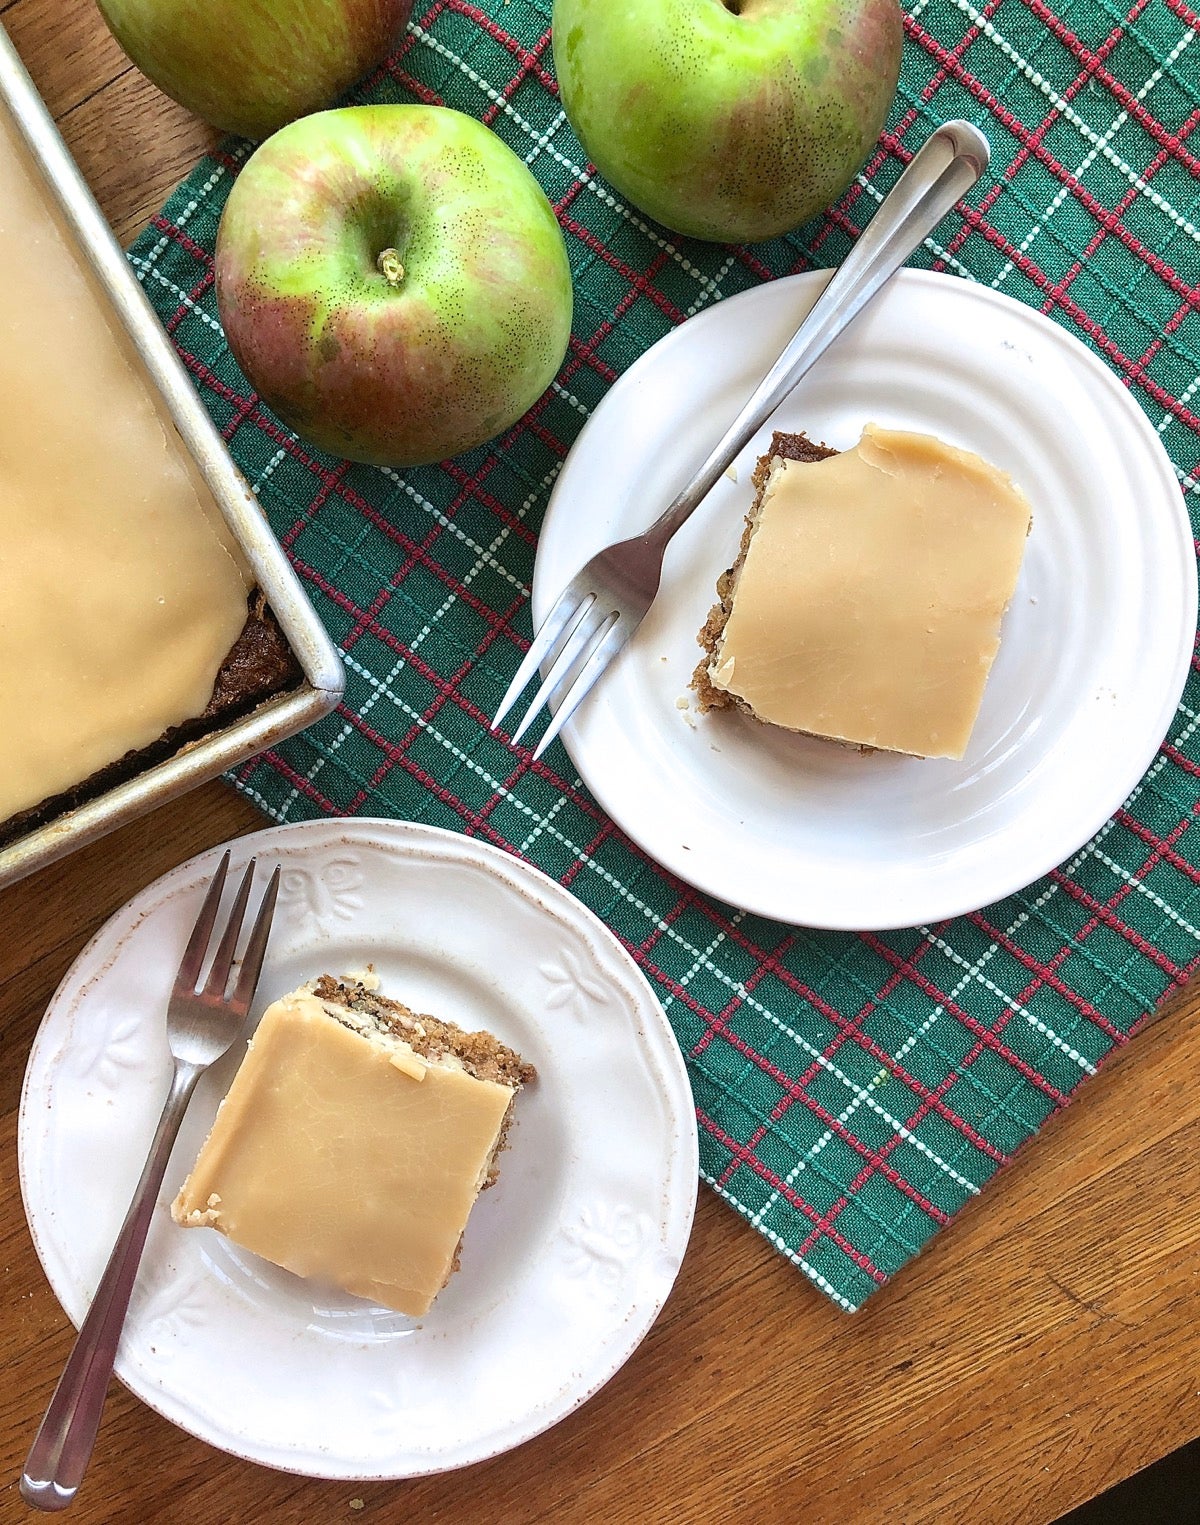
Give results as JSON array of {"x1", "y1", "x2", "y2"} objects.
[{"x1": 0, "y1": 103, "x2": 299, "y2": 847}]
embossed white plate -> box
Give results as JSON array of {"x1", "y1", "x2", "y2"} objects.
[
  {"x1": 18, "y1": 819, "x2": 697, "y2": 1478},
  {"x1": 535, "y1": 269, "x2": 1196, "y2": 929}
]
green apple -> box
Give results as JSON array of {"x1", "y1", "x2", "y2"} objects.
[
  {"x1": 553, "y1": 0, "x2": 903, "y2": 243},
  {"x1": 215, "y1": 106, "x2": 574, "y2": 467},
  {"x1": 94, "y1": 0, "x2": 412, "y2": 140}
]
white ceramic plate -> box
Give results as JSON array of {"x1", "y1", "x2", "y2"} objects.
[
  {"x1": 534, "y1": 268, "x2": 1197, "y2": 930},
  {"x1": 18, "y1": 819, "x2": 698, "y2": 1479}
]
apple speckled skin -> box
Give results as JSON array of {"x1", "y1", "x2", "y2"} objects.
[
  {"x1": 96, "y1": 0, "x2": 412, "y2": 140},
  {"x1": 215, "y1": 107, "x2": 574, "y2": 467},
  {"x1": 553, "y1": 0, "x2": 903, "y2": 243}
]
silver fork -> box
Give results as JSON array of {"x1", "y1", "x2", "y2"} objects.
[
  {"x1": 20, "y1": 851, "x2": 280, "y2": 1513},
  {"x1": 492, "y1": 119, "x2": 991, "y2": 760}
]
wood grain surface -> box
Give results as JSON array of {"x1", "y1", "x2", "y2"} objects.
[{"x1": 2, "y1": 4, "x2": 1198, "y2": 1521}]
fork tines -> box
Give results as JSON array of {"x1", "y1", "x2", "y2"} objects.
[
  {"x1": 491, "y1": 583, "x2": 622, "y2": 760},
  {"x1": 176, "y1": 851, "x2": 280, "y2": 1014}
]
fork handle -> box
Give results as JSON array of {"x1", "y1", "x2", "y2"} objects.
[
  {"x1": 645, "y1": 119, "x2": 991, "y2": 547},
  {"x1": 20, "y1": 1060, "x2": 201, "y2": 1512}
]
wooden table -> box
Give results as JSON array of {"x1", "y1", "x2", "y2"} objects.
[{"x1": 2, "y1": 5, "x2": 1198, "y2": 1521}]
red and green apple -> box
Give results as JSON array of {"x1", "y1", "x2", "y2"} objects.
[
  {"x1": 94, "y1": 0, "x2": 412, "y2": 140},
  {"x1": 215, "y1": 105, "x2": 574, "y2": 467},
  {"x1": 553, "y1": 0, "x2": 903, "y2": 243}
]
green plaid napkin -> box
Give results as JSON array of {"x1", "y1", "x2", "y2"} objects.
[{"x1": 128, "y1": 0, "x2": 1200, "y2": 1311}]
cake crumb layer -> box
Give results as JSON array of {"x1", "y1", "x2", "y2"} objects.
[{"x1": 311, "y1": 974, "x2": 535, "y2": 1089}]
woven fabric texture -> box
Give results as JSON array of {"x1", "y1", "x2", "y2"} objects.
[{"x1": 128, "y1": 0, "x2": 1200, "y2": 1312}]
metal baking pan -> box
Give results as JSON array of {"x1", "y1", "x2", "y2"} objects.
[{"x1": 0, "y1": 23, "x2": 344, "y2": 890}]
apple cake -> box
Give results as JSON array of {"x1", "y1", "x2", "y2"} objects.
[
  {"x1": 693, "y1": 424, "x2": 1033, "y2": 760},
  {"x1": 173, "y1": 974, "x2": 536, "y2": 1317}
]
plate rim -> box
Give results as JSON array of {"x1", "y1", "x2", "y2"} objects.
[
  {"x1": 18, "y1": 816, "x2": 699, "y2": 1480},
  {"x1": 534, "y1": 267, "x2": 1197, "y2": 930}
]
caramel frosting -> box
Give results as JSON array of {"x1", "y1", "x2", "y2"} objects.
[
  {"x1": 0, "y1": 106, "x2": 251, "y2": 824},
  {"x1": 172, "y1": 988, "x2": 519, "y2": 1317},
  {"x1": 709, "y1": 425, "x2": 1032, "y2": 760}
]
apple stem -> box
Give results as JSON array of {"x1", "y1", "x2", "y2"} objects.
[{"x1": 377, "y1": 248, "x2": 405, "y2": 287}]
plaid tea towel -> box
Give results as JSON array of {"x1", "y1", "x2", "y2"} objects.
[{"x1": 128, "y1": 0, "x2": 1200, "y2": 1311}]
